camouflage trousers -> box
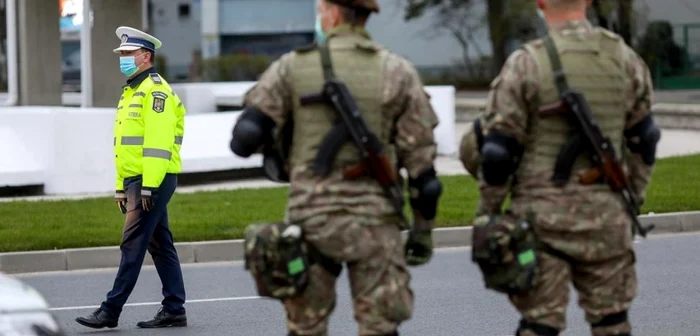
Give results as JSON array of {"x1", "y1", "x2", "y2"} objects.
[
  {"x1": 508, "y1": 197, "x2": 638, "y2": 336},
  {"x1": 282, "y1": 213, "x2": 414, "y2": 336}
]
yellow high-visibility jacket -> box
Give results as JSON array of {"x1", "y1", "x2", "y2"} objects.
[{"x1": 113, "y1": 68, "x2": 186, "y2": 192}]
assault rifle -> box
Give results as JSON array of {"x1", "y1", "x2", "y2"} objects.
[
  {"x1": 539, "y1": 36, "x2": 654, "y2": 238},
  {"x1": 298, "y1": 41, "x2": 407, "y2": 227},
  {"x1": 540, "y1": 92, "x2": 654, "y2": 238}
]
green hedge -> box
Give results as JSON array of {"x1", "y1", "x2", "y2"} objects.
[
  {"x1": 155, "y1": 54, "x2": 168, "y2": 79},
  {"x1": 200, "y1": 54, "x2": 272, "y2": 82}
]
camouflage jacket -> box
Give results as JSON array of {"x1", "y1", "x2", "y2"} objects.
[
  {"x1": 478, "y1": 20, "x2": 656, "y2": 218},
  {"x1": 243, "y1": 25, "x2": 439, "y2": 226}
]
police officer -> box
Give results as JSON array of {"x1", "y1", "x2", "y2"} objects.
[
  {"x1": 230, "y1": 0, "x2": 442, "y2": 335},
  {"x1": 75, "y1": 26, "x2": 188, "y2": 330},
  {"x1": 466, "y1": 0, "x2": 660, "y2": 335}
]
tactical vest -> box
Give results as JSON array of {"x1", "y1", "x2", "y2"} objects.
[
  {"x1": 287, "y1": 34, "x2": 389, "y2": 171},
  {"x1": 517, "y1": 28, "x2": 628, "y2": 187}
]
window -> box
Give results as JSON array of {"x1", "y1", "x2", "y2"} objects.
[{"x1": 178, "y1": 4, "x2": 190, "y2": 20}]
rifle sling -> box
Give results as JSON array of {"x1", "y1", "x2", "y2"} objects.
[
  {"x1": 543, "y1": 36, "x2": 570, "y2": 94},
  {"x1": 309, "y1": 41, "x2": 349, "y2": 175},
  {"x1": 544, "y1": 35, "x2": 589, "y2": 184},
  {"x1": 319, "y1": 41, "x2": 335, "y2": 80}
]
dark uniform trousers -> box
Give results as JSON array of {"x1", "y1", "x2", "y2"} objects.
[{"x1": 100, "y1": 173, "x2": 186, "y2": 317}]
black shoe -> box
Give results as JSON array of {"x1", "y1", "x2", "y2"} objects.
[
  {"x1": 75, "y1": 308, "x2": 118, "y2": 329},
  {"x1": 136, "y1": 307, "x2": 187, "y2": 328}
]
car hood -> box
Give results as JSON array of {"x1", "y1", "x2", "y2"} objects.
[{"x1": 0, "y1": 273, "x2": 49, "y2": 312}]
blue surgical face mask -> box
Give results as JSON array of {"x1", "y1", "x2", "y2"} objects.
[
  {"x1": 119, "y1": 55, "x2": 141, "y2": 77},
  {"x1": 315, "y1": 14, "x2": 326, "y2": 44}
]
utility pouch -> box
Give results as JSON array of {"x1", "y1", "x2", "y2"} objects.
[
  {"x1": 471, "y1": 211, "x2": 538, "y2": 295},
  {"x1": 243, "y1": 222, "x2": 312, "y2": 299}
]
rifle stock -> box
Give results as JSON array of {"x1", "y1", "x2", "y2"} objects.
[
  {"x1": 578, "y1": 166, "x2": 603, "y2": 185},
  {"x1": 537, "y1": 100, "x2": 568, "y2": 117}
]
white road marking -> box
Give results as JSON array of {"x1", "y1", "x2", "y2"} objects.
[{"x1": 48, "y1": 296, "x2": 262, "y2": 311}]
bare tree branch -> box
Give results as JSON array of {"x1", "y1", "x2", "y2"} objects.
[
  {"x1": 407, "y1": 0, "x2": 485, "y2": 73},
  {"x1": 680, "y1": 0, "x2": 700, "y2": 16}
]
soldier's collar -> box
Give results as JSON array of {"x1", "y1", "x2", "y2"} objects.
[
  {"x1": 547, "y1": 19, "x2": 594, "y2": 33},
  {"x1": 326, "y1": 24, "x2": 372, "y2": 40},
  {"x1": 125, "y1": 66, "x2": 158, "y2": 89}
]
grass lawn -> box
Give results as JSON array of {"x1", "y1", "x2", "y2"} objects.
[{"x1": 0, "y1": 154, "x2": 698, "y2": 253}]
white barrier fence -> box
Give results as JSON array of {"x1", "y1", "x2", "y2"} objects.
[{"x1": 0, "y1": 84, "x2": 456, "y2": 195}]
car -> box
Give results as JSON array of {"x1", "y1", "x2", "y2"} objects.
[{"x1": 0, "y1": 272, "x2": 64, "y2": 336}]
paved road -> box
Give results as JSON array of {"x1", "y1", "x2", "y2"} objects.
[{"x1": 14, "y1": 232, "x2": 700, "y2": 336}]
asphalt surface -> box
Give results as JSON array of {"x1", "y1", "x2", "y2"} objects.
[{"x1": 15, "y1": 232, "x2": 700, "y2": 336}]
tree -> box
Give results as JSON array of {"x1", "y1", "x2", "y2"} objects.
[
  {"x1": 591, "y1": 0, "x2": 611, "y2": 29},
  {"x1": 404, "y1": 0, "x2": 486, "y2": 75},
  {"x1": 617, "y1": 0, "x2": 634, "y2": 45},
  {"x1": 403, "y1": 0, "x2": 537, "y2": 74},
  {"x1": 590, "y1": 0, "x2": 639, "y2": 46},
  {"x1": 486, "y1": 0, "x2": 506, "y2": 74}
]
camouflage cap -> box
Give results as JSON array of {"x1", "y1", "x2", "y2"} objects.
[
  {"x1": 326, "y1": 0, "x2": 380, "y2": 13},
  {"x1": 459, "y1": 118, "x2": 484, "y2": 180}
]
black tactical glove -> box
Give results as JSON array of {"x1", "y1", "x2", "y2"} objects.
[
  {"x1": 141, "y1": 188, "x2": 157, "y2": 211},
  {"x1": 115, "y1": 190, "x2": 127, "y2": 214}
]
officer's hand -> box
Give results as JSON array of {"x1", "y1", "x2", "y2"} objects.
[
  {"x1": 405, "y1": 230, "x2": 433, "y2": 266},
  {"x1": 141, "y1": 188, "x2": 157, "y2": 211},
  {"x1": 115, "y1": 190, "x2": 127, "y2": 214}
]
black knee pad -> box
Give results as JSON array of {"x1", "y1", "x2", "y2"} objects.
[
  {"x1": 516, "y1": 319, "x2": 560, "y2": 336},
  {"x1": 480, "y1": 131, "x2": 522, "y2": 186}
]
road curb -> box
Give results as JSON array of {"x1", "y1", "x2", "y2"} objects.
[{"x1": 2, "y1": 211, "x2": 698, "y2": 274}]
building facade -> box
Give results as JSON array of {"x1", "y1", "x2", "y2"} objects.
[
  {"x1": 55, "y1": 0, "x2": 699, "y2": 85},
  {"x1": 149, "y1": 0, "x2": 486, "y2": 80}
]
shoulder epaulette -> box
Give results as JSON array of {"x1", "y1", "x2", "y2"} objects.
[
  {"x1": 599, "y1": 28, "x2": 622, "y2": 41},
  {"x1": 354, "y1": 40, "x2": 379, "y2": 53},
  {"x1": 149, "y1": 73, "x2": 162, "y2": 85}
]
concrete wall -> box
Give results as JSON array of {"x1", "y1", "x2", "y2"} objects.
[
  {"x1": 0, "y1": 107, "x2": 262, "y2": 193},
  {"x1": 17, "y1": 0, "x2": 62, "y2": 105},
  {"x1": 89, "y1": 0, "x2": 143, "y2": 108},
  {"x1": 0, "y1": 84, "x2": 456, "y2": 195}
]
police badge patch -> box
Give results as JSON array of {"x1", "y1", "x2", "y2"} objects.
[{"x1": 151, "y1": 91, "x2": 168, "y2": 113}]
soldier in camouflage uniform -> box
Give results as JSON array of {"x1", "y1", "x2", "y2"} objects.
[
  {"x1": 229, "y1": 0, "x2": 442, "y2": 335},
  {"x1": 465, "y1": 0, "x2": 661, "y2": 335},
  {"x1": 459, "y1": 115, "x2": 485, "y2": 180}
]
